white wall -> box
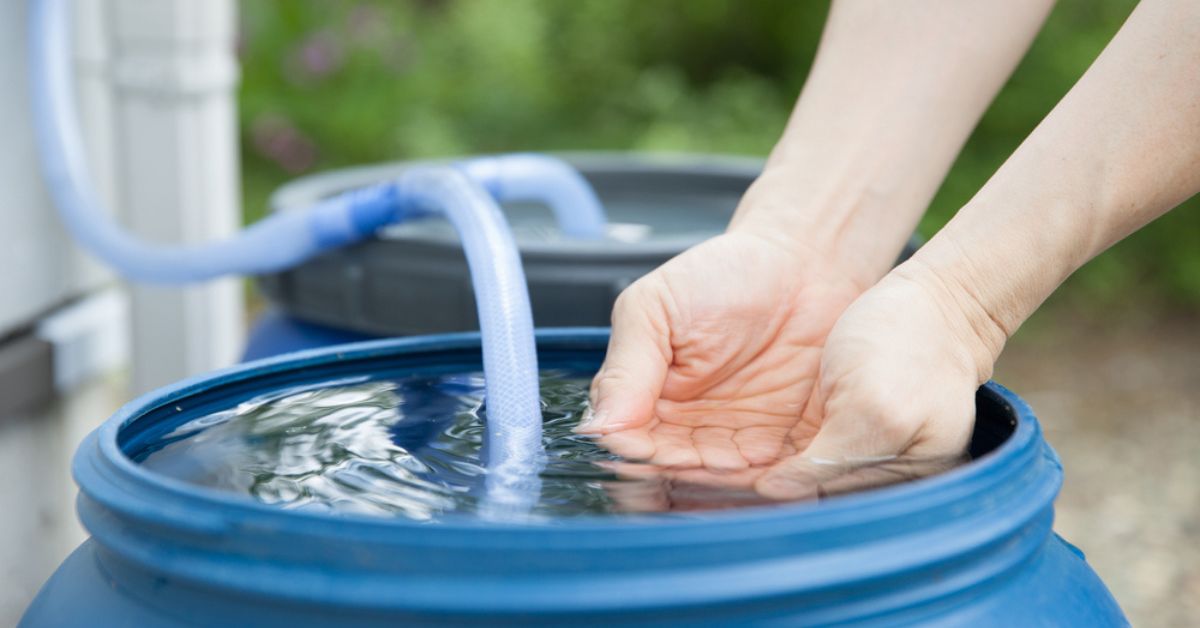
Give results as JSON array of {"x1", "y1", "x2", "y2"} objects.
[
  {"x1": 0, "y1": 0, "x2": 243, "y2": 623},
  {"x1": 107, "y1": 0, "x2": 245, "y2": 393}
]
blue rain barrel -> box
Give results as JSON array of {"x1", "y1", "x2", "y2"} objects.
[
  {"x1": 22, "y1": 330, "x2": 1127, "y2": 626},
  {"x1": 242, "y1": 307, "x2": 376, "y2": 361}
]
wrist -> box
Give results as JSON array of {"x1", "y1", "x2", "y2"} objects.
[
  {"x1": 726, "y1": 164, "x2": 918, "y2": 290},
  {"x1": 893, "y1": 195, "x2": 1081, "y2": 380},
  {"x1": 883, "y1": 256, "x2": 1009, "y2": 385},
  {"x1": 911, "y1": 194, "x2": 1084, "y2": 339}
]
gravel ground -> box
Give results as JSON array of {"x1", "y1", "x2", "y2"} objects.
[{"x1": 994, "y1": 308, "x2": 1199, "y2": 627}]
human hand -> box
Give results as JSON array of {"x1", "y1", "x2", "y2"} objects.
[
  {"x1": 754, "y1": 263, "x2": 1002, "y2": 499},
  {"x1": 576, "y1": 226, "x2": 867, "y2": 472}
]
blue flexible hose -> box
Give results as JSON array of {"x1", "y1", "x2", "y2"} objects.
[
  {"x1": 396, "y1": 168, "x2": 545, "y2": 517},
  {"x1": 29, "y1": 0, "x2": 611, "y2": 516},
  {"x1": 28, "y1": 0, "x2": 605, "y2": 283},
  {"x1": 459, "y1": 153, "x2": 607, "y2": 240}
]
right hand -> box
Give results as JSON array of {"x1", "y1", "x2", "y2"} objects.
[{"x1": 577, "y1": 227, "x2": 868, "y2": 473}]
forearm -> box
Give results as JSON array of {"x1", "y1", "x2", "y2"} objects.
[
  {"x1": 730, "y1": 0, "x2": 1055, "y2": 286},
  {"x1": 907, "y1": 0, "x2": 1200, "y2": 374}
]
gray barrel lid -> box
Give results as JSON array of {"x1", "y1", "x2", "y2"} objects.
[
  {"x1": 259, "y1": 153, "x2": 761, "y2": 335},
  {"x1": 257, "y1": 152, "x2": 916, "y2": 336}
]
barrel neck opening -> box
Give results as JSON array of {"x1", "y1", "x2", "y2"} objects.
[{"x1": 73, "y1": 331, "x2": 1061, "y2": 616}]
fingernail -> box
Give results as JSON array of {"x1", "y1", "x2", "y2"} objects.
[{"x1": 575, "y1": 408, "x2": 609, "y2": 433}]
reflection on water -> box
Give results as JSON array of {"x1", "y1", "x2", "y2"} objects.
[{"x1": 137, "y1": 371, "x2": 960, "y2": 521}]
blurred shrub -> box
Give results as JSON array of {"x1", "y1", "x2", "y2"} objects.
[{"x1": 239, "y1": 0, "x2": 1198, "y2": 309}]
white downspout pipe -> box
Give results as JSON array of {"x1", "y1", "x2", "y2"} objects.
[{"x1": 106, "y1": 0, "x2": 245, "y2": 392}]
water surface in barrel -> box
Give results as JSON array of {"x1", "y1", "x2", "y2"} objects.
[{"x1": 137, "y1": 371, "x2": 958, "y2": 520}]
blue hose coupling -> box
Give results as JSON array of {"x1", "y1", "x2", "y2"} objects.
[{"x1": 307, "y1": 183, "x2": 416, "y2": 250}]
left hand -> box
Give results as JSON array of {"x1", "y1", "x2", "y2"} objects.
[{"x1": 754, "y1": 263, "x2": 996, "y2": 500}]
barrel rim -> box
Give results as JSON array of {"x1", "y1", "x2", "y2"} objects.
[
  {"x1": 77, "y1": 329, "x2": 1049, "y2": 532},
  {"x1": 68, "y1": 329, "x2": 1063, "y2": 615}
]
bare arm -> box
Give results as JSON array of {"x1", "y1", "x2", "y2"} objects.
[
  {"x1": 582, "y1": 1, "x2": 1056, "y2": 472},
  {"x1": 732, "y1": 0, "x2": 1056, "y2": 286},
  {"x1": 758, "y1": 0, "x2": 1200, "y2": 497},
  {"x1": 909, "y1": 0, "x2": 1200, "y2": 376}
]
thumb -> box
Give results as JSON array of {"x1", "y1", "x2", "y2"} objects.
[{"x1": 578, "y1": 287, "x2": 671, "y2": 434}]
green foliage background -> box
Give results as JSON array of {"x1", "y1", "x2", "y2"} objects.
[{"x1": 238, "y1": 0, "x2": 1199, "y2": 310}]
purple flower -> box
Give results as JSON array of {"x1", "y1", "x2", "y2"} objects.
[
  {"x1": 251, "y1": 114, "x2": 319, "y2": 174},
  {"x1": 285, "y1": 30, "x2": 345, "y2": 84}
]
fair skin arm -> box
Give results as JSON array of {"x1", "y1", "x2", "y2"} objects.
[
  {"x1": 758, "y1": 0, "x2": 1200, "y2": 498},
  {"x1": 734, "y1": 0, "x2": 1055, "y2": 282},
  {"x1": 578, "y1": 0, "x2": 1056, "y2": 473}
]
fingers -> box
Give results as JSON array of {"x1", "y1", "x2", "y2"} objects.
[
  {"x1": 731, "y1": 425, "x2": 791, "y2": 466},
  {"x1": 579, "y1": 284, "x2": 672, "y2": 434},
  {"x1": 694, "y1": 427, "x2": 748, "y2": 471},
  {"x1": 646, "y1": 423, "x2": 703, "y2": 467},
  {"x1": 594, "y1": 425, "x2": 657, "y2": 461}
]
